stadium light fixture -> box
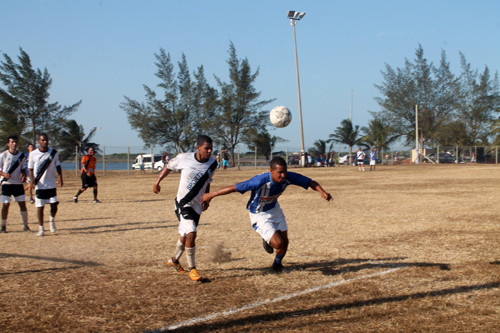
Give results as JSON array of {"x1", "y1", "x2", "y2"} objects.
[{"x1": 287, "y1": 10, "x2": 306, "y2": 166}]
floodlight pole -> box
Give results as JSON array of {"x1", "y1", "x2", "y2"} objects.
[{"x1": 289, "y1": 11, "x2": 306, "y2": 167}]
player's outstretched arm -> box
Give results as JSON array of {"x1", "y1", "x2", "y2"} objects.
[
  {"x1": 201, "y1": 185, "x2": 237, "y2": 205},
  {"x1": 153, "y1": 168, "x2": 172, "y2": 194},
  {"x1": 309, "y1": 180, "x2": 332, "y2": 202}
]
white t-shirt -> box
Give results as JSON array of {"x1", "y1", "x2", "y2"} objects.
[
  {"x1": 167, "y1": 153, "x2": 216, "y2": 215},
  {"x1": 0, "y1": 150, "x2": 25, "y2": 184},
  {"x1": 28, "y1": 148, "x2": 61, "y2": 190}
]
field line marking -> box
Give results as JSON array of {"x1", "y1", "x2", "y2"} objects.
[{"x1": 154, "y1": 267, "x2": 401, "y2": 332}]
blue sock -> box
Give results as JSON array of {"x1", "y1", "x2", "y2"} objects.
[{"x1": 274, "y1": 253, "x2": 285, "y2": 266}]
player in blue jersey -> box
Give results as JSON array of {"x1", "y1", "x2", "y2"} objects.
[{"x1": 201, "y1": 156, "x2": 332, "y2": 272}]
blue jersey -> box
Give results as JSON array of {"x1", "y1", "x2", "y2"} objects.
[
  {"x1": 235, "y1": 171, "x2": 311, "y2": 213},
  {"x1": 370, "y1": 151, "x2": 376, "y2": 160}
]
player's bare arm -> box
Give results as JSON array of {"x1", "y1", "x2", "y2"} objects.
[
  {"x1": 201, "y1": 184, "x2": 211, "y2": 211},
  {"x1": 309, "y1": 180, "x2": 332, "y2": 202},
  {"x1": 153, "y1": 167, "x2": 172, "y2": 194},
  {"x1": 201, "y1": 185, "x2": 237, "y2": 205},
  {"x1": 56, "y1": 165, "x2": 63, "y2": 187}
]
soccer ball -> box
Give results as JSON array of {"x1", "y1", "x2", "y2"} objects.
[{"x1": 270, "y1": 105, "x2": 292, "y2": 128}]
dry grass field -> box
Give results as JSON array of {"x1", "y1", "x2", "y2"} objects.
[{"x1": 0, "y1": 164, "x2": 499, "y2": 332}]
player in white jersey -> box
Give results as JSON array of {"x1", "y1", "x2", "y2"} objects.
[
  {"x1": 28, "y1": 133, "x2": 63, "y2": 236},
  {"x1": 356, "y1": 147, "x2": 366, "y2": 171},
  {"x1": 153, "y1": 135, "x2": 217, "y2": 281},
  {"x1": 202, "y1": 156, "x2": 332, "y2": 272},
  {"x1": 0, "y1": 135, "x2": 29, "y2": 233}
]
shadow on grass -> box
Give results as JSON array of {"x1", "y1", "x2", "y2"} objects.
[
  {"x1": 65, "y1": 220, "x2": 177, "y2": 234},
  {"x1": 156, "y1": 280, "x2": 500, "y2": 332},
  {"x1": 220, "y1": 257, "x2": 450, "y2": 278},
  {"x1": 0, "y1": 252, "x2": 101, "y2": 276}
]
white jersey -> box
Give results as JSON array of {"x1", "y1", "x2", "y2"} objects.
[
  {"x1": 167, "y1": 152, "x2": 217, "y2": 215},
  {"x1": 28, "y1": 148, "x2": 61, "y2": 190},
  {"x1": 0, "y1": 150, "x2": 25, "y2": 184}
]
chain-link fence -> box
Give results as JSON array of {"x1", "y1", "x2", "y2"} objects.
[{"x1": 62, "y1": 144, "x2": 499, "y2": 176}]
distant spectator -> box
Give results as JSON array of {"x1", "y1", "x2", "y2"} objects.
[{"x1": 369, "y1": 147, "x2": 377, "y2": 171}]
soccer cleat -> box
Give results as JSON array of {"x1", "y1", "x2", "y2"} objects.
[
  {"x1": 93, "y1": 199, "x2": 101, "y2": 203},
  {"x1": 73, "y1": 197, "x2": 78, "y2": 203},
  {"x1": 50, "y1": 222, "x2": 57, "y2": 233},
  {"x1": 188, "y1": 268, "x2": 202, "y2": 281},
  {"x1": 272, "y1": 262, "x2": 283, "y2": 273},
  {"x1": 0, "y1": 226, "x2": 6, "y2": 233},
  {"x1": 262, "y1": 238, "x2": 273, "y2": 254},
  {"x1": 167, "y1": 259, "x2": 187, "y2": 274},
  {"x1": 23, "y1": 225, "x2": 31, "y2": 231},
  {"x1": 37, "y1": 230, "x2": 44, "y2": 237}
]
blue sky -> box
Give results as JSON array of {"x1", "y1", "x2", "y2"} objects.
[{"x1": 1, "y1": 0, "x2": 499, "y2": 152}]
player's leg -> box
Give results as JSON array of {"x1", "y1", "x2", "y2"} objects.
[
  {"x1": 17, "y1": 200, "x2": 29, "y2": 231},
  {"x1": 1, "y1": 201, "x2": 10, "y2": 233},
  {"x1": 36, "y1": 205, "x2": 45, "y2": 236},
  {"x1": 74, "y1": 174, "x2": 88, "y2": 203},
  {"x1": 49, "y1": 202, "x2": 58, "y2": 233},
  {"x1": 92, "y1": 176, "x2": 100, "y2": 203},
  {"x1": 269, "y1": 230, "x2": 288, "y2": 271}
]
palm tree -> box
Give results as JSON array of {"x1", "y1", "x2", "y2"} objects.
[
  {"x1": 56, "y1": 120, "x2": 101, "y2": 161},
  {"x1": 328, "y1": 119, "x2": 364, "y2": 161},
  {"x1": 361, "y1": 118, "x2": 399, "y2": 154}
]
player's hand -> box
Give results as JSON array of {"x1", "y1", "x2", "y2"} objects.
[
  {"x1": 323, "y1": 192, "x2": 332, "y2": 202},
  {"x1": 201, "y1": 193, "x2": 212, "y2": 205},
  {"x1": 153, "y1": 183, "x2": 161, "y2": 194},
  {"x1": 202, "y1": 201, "x2": 210, "y2": 211}
]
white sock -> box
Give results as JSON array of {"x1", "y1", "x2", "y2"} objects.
[
  {"x1": 21, "y1": 211, "x2": 28, "y2": 226},
  {"x1": 39, "y1": 225, "x2": 44, "y2": 232},
  {"x1": 1, "y1": 219, "x2": 6, "y2": 227},
  {"x1": 172, "y1": 239, "x2": 185, "y2": 262},
  {"x1": 50, "y1": 216, "x2": 55, "y2": 223},
  {"x1": 186, "y1": 247, "x2": 196, "y2": 269}
]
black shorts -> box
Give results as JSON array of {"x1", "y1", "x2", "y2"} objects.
[
  {"x1": 1, "y1": 184, "x2": 25, "y2": 197},
  {"x1": 36, "y1": 188, "x2": 57, "y2": 200},
  {"x1": 81, "y1": 173, "x2": 97, "y2": 188},
  {"x1": 174, "y1": 206, "x2": 200, "y2": 226}
]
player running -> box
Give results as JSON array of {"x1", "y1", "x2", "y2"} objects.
[
  {"x1": 201, "y1": 156, "x2": 332, "y2": 272},
  {"x1": 153, "y1": 135, "x2": 217, "y2": 281}
]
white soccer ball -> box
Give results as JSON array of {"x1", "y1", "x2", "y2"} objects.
[{"x1": 270, "y1": 105, "x2": 292, "y2": 128}]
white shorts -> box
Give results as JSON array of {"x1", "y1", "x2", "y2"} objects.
[
  {"x1": 35, "y1": 196, "x2": 58, "y2": 208},
  {"x1": 370, "y1": 160, "x2": 376, "y2": 166},
  {"x1": 1, "y1": 194, "x2": 25, "y2": 204},
  {"x1": 249, "y1": 204, "x2": 287, "y2": 243},
  {"x1": 176, "y1": 206, "x2": 200, "y2": 237}
]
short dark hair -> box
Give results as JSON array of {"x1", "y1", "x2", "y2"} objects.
[
  {"x1": 270, "y1": 156, "x2": 287, "y2": 170},
  {"x1": 7, "y1": 134, "x2": 18, "y2": 142},
  {"x1": 197, "y1": 135, "x2": 212, "y2": 146},
  {"x1": 38, "y1": 133, "x2": 48, "y2": 140}
]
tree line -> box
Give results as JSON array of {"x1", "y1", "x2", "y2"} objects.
[{"x1": 1, "y1": 44, "x2": 499, "y2": 162}]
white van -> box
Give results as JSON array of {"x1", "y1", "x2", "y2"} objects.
[{"x1": 132, "y1": 154, "x2": 165, "y2": 171}]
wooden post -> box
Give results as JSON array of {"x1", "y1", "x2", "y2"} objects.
[
  {"x1": 237, "y1": 146, "x2": 240, "y2": 170},
  {"x1": 127, "y1": 146, "x2": 130, "y2": 175},
  {"x1": 437, "y1": 146, "x2": 440, "y2": 164},
  {"x1": 102, "y1": 146, "x2": 106, "y2": 176},
  {"x1": 254, "y1": 146, "x2": 257, "y2": 169},
  {"x1": 75, "y1": 145, "x2": 79, "y2": 177},
  {"x1": 456, "y1": 145, "x2": 459, "y2": 164},
  {"x1": 150, "y1": 146, "x2": 154, "y2": 173}
]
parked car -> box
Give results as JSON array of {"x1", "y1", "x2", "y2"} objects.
[
  {"x1": 132, "y1": 154, "x2": 165, "y2": 170},
  {"x1": 428, "y1": 153, "x2": 456, "y2": 163}
]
